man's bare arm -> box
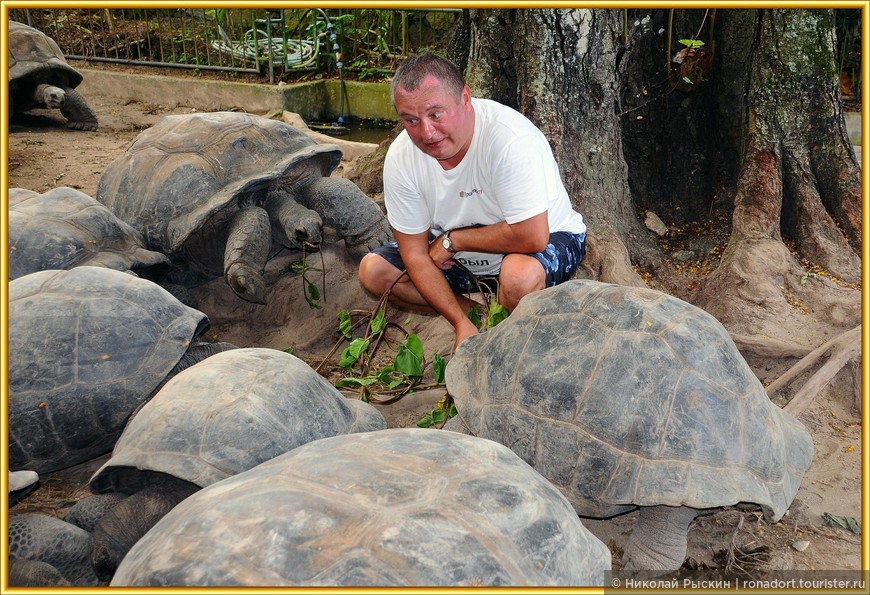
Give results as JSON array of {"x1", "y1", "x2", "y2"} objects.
[
  {"x1": 431, "y1": 211, "x2": 549, "y2": 259},
  {"x1": 394, "y1": 230, "x2": 479, "y2": 349}
]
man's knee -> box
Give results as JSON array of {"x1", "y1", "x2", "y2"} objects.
[
  {"x1": 499, "y1": 255, "x2": 545, "y2": 309},
  {"x1": 359, "y1": 252, "x2": 401, "y2": 294}
]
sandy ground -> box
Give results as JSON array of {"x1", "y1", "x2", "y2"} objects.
[{"x1": 6, "y1": 80, "x2": 864, "y2": 584}]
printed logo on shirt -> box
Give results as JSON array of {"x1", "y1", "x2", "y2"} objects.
[
  {"x1": 459, "y1": 188, "x2": 484, "y2": 198},
  {"x1": 456, "y1": 257, "x2": 491, "y2": 268}
]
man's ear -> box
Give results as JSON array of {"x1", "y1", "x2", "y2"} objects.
[{"x1": 461, "y1": 85, "x2": 473, "y2": 109}]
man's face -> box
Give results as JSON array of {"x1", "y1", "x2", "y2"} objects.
[{"x1": 393, "y1": 75, "x2": 474, "y2": 169}]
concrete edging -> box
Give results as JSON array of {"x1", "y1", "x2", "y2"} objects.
[{"x1": 77, "y1": 68, "x2": 397, "y2": 123}]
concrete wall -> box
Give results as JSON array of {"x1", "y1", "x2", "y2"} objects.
[{"x1": 77, "y1": 69, "x2": 396, "y2": 123}]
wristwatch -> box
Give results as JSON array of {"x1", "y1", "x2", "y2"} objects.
[{"x1": 442, "y1": 231, "x2": 457, "y2": 253}]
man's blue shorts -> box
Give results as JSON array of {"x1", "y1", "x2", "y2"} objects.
[{"x1": 371, "y1": 231, "x2": 586, "y2": 295}]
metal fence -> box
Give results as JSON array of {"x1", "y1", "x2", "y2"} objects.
[{"x1": 10, "y1": 7, "x2": 461, "y2": 82}]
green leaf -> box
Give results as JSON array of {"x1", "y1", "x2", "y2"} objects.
[
  {"x1": 339, "y1": 338, "x2": 370, "y2": 369},
  {"x1": 376, "y1": 365, "x2": 395, "y2": 383},
  {"x1": 678, "y1": 38, "x2": 704, "y2": 49},
  {"x1": 823, "y1": 512, "x2": 861, "y2": 534},
  {"x1": 282, "y1": 347, "x2": 295, "y2": 355},
  {"x1": 486, "y1": 303, "x2": 509, "y2": 328},
  {"x1": 281, "y1": 259, "x2": 313, "y2": 276},
  {"x1": 404, "y1": 333, "x2": 424, "y2": 360},
  {"x1": 335, "y1": 376, "x2": 378, "y2": 388},
  {"x1": 433, "y1": 353, "x2": 446, "y2": 383},
  {"x1": 448, "y1": 403, "x2": 457, "y2": 417},
  {"x1": 370, "y1": 307, "x2": 386, "y2": 335},
  {"x1": 306, "y1": 281, "x2": 321, "y2": 303},
  {"x1": 393, "y1": 334, "x2": 424, "y2": 378},
  {"x1": 466, "y1": 303, "x2": 482, "y2": 328},
  {"x1": 417, "y1": 408, "x2": 448, "y2": 428},
  {"x1": 394, "y1": 345, "x2": 423, "y2": 378},
  {"x1": 682, "y1": 76, "x2": 694, "y2": 85},
  {"x1": 338, "y1": 309, "x2": 353, "y2": 338}
]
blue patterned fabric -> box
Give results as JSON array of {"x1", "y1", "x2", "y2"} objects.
[{"x1": 371, "y1": 231, "x2": 586, "y2": 294}]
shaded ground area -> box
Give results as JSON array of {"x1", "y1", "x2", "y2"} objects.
[{"x1": 6, "y1": 70, "x2": 863, "y2": 583}]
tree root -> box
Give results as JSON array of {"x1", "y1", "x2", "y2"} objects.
[
  {"x1": 765, "y1": 325, "x2": 861, "y2": 416},
  {"x1": 730, "y1": 334, "x2": 813, "y2": 359}
]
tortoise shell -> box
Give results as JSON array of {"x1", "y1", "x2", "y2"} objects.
[
  {"x1": 446, "y1": 280, "x2": 813, "y2": 521},
  {"x1": 8, "y1": 186, "x2": 168, "y2": 279},
  {"x1": 89, "y1": 348, "x2": 387, "y2": 494},
  {"x1": 8, "y1": 267, "x2": 208, "y2": 473},
  {"x1": 111, "y1": 428, "x2": 611, "y2": 586},
  {"x1": 8, "y1": 21, "x2": 82, "y2": 88}
]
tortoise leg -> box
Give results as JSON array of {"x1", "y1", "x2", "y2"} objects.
[
  {"x1": 8, "y1": 559, "x2": 72, "y2": 587},
  {"x1": 265, "y1": 188, "x2": 323, "y2": 250},
  {"x1": 59, "y1": 87, "x2": 98, "y2": 131},
  {"x1": 65, "y1": 493, "x2": 129, "y2": 533},
  {"x1": 298, "y1": 177, "x2": 392, "y2": 252},
  {"x1": 621, "y1": 505, "x2": 698, "y2": 578},
  {"x1": 91, "y1": 478, "x2": 199, "y2": 582},
  {"x1": 8, "y1": 513, "x2": 101, "y2": 586},
  {"x1": 224, "y1": 205, "x2": 271, "y2": 304}
]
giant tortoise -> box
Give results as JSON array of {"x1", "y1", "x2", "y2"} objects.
[
  {"x1": 9, "y1": 186, "x2": 169, "y2": 279},
  {"x1": 84, "y1": 347, "x2": 387, "y2": 581},
  {"x1": 95, "y1": 111, "x2": 391, "y2": 304},
  {"x1": 445, "y1": 279, "x2": 814, "y2": 577},
  {"x1": 8, "y1": 21, "x2": 98, "y2": 130},
  {"x1": 110, "y1": 428, "x2": 611, "y2": 587},
  {"x1": 8, "y1": 266, "x2": 234, "y2": 474}
]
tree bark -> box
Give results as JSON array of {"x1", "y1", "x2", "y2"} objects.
[{"x1": 693, "y1": 9, "x2": 861, "y2": 338}]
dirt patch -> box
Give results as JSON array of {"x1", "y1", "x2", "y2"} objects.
[{"x1": 6, "y1": 74, "x2": 863, "y2": 584}]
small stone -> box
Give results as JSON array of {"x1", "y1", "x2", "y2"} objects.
[
  {"x1": 672, "y1": 250, "x2": 696, "y2": 261},
  {"x1": 791, "y1": 539, "x2": 810, "y2": 552},
  {"x1": 644, "y1": 211, "x2": 669, "y2": 236}
]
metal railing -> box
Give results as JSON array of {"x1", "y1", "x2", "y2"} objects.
[{"x1": 9, "y1": 7, "x2": 461, "y2": 82}]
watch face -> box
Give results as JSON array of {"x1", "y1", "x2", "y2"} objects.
[{"x1": 442, "y1": 236, "x2": 451, "y2": 249}]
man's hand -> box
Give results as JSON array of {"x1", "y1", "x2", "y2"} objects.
[
  {"x1": 429, "y1": 234, "x2": 456, "y2": 270},
  {"x1": 453, "y1": 317, "x2": 479, "y2": 353}
]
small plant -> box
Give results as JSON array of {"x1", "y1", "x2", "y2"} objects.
[
  {"x1": 417, "y1": 392, "x2": 456, "y2": 428},
  {"x1": 319, "y1": 263, "x2": 510, "y2": 428},
  {"x1": 678, "y1": 37, "x2": 705, "y2": 50},
  {"x1": 279, "y1": 248, "x2": 325, "y2": 309}
]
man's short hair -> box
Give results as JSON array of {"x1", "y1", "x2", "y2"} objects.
[{"x1": 391, "y1": 52, "x2": 466, "y2": 105}]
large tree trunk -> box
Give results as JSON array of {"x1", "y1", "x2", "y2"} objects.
[{"x1": 693, "y1": 9, "x2": 861, "y2": 342}]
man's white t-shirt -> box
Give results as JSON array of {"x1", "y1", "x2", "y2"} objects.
[{"x1": 383, "y1": 97, "x2": 586, "y2": 275}]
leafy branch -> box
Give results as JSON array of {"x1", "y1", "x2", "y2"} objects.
[
  {"x1": 315, "y1": 271, "x2": 448, "y2": 405},
  {"x1": 279, "y1": 244, "x2": 327, "y2": 309},
  {"x1": 317, "y1": 262, "x2": 509, "y2": 427}
]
